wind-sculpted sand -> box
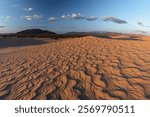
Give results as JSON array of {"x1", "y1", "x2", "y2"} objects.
[{"x1": 0, "y1": 36, "x2": 150, "y2": 100}]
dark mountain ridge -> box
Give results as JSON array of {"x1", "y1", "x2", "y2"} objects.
[{"x1": 16, "y1": 29, "x2": 56, "y2": 35}]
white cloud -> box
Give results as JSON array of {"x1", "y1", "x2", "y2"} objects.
[
  {"x1": 5, "y1": 16, "x2": 12, "y2": 21},
  {"x1": 21, "y1": 15, "x2": 43, "y2": 21},
  {"x1": 71, "y1": 13, "x2": 84, "y2": 19},
  {"x1": 61, "y1": 13, "x2": 85, "y2": 20},
  {"x1": 61, "y1": 15, "x2": 69, "y2": 19},
  {"x1": 86, "y1": 16, "x2": 97, "y2": 21},
  {"x1": 33, "y1": 15, "x2": 43, "y2": 20},
  {"x1": 48, "y1": 17, "x2": 57, "y2": 22},
  {"x1": 24, "y1": 8, "x2": 33, "y2": 12},
  {"x1": 61, "y1": 13, "x2": 97, "y2": 21},
  {"x1": 101, "y1": 16, "x2": 127, "y2": 24},
  {"x1": 61, "y1": 13, "x2": 99, "y2": 22},
  {"x1": 21, "y1": 16, "x2": 32, "y2": 21},
  {"x1": 61, "y1": 15, "x2": 65, "y2": 19}
]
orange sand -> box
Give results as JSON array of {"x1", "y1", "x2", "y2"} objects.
[{"x1": 0, "y1": 36, "x2": 150, "y2": 100}]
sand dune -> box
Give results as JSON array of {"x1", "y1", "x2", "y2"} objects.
[{"x1": 0, "y1": 36, "x2": 150, "y2": 100}]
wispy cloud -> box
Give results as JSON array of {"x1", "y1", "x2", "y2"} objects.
[
  {"x1": 21, "y1": 16, "x2": 32, "y2": 21},
  {"x1": 136, "y1": 30, "x2": 147, "y2": 34},
  {"x1": 19, "y1": 26, "x2": 49, "y2": 29},
  {"x1": 61, "y1": 13, "x2": 98, "y2": 22},
  {"x1": 24, "y1": 8, "x2": 33, "y2": 12},
  {"x1": 137, "y1": 22, "x2": 150, "y2": 28},
  {"x1": 85, "y1": 16, "x2": 97, "y2": 21},
  {"x1": 11, "y1": 4, "x2": 19, "y2": 8},
  {"x1": 61, "y1": 15, "x2": 69, "y2": 19},
  {"x1": 21, "y1": 15, "x2": 43, "y2": 21},
  {"x1": 0, "y1": 26, "x2": 5, "y2": 28},
  {"x1": 137, "y1": 22, "x2": 144, "y2": 27},
  {"x1": 33, "y1": 15, "x2": 43, "y2": 20},
  {"x1": 71, "y1": 13, "x2": 84, "y2": 19},
  {"x1": 61, "y1": 13, "x2": 84, "y2": 20},
  {"x1": 101, "y1": 16, "x2": 127, "y2": 24},
  {"x1": 48, "y1": 17, "x2": 57, "y2": 22},
  {"x1": 5, "y1": 16, "x2": 12, "y2": 21}
]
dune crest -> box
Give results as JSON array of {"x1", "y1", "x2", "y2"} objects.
[{"x1": 0, "y1": 36, "x2": 150, "y2": 100}]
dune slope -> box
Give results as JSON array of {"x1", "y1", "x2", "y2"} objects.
[{"x1": 0, "y1": 36, "x2": 150, "y2": 100}]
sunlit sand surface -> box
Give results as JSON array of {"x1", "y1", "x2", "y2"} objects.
[{"x1": 0, "y1": 36, "x2": 150, "y2": 100}]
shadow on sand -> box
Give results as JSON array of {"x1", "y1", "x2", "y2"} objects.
[
  {"x1": 0, "y1": 38, "x2": 47, "y2": 48},
  {"x1": 95, "y1": 36, "x2": 144, "y2": 41},
  {"x1": 111, "y1": 37, "x2": 144, "y2": 41}
]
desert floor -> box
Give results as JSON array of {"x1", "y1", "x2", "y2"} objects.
[{"x1": 0, "y1": 36, "x2": 150, "y2": 100}]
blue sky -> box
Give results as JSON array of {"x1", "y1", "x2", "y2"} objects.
[{"x1": 0, "y1": 0, "x2": 150, "y2": 34}]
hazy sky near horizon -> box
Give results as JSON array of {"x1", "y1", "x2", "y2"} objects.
[{"x1": 0, "y1": 0, "x2": 150, "y2": 34}]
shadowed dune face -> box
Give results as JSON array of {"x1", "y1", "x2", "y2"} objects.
[
  {"x1": 0, "y1": 36, "x2": 150, "y2": 100},
  {"x1": 0, "y1": 38, "x2": 47, "y2": 48},
  {"x1": 110, "y1": 35, "x2": 143, "y2": 41}
]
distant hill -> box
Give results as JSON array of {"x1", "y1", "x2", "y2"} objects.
[
  {"x1": 0, "y1": 29, "x2": 57, "y2": 48},
  {"x1": 16, "y1": 29, "x2": 56, "y2": 35}
]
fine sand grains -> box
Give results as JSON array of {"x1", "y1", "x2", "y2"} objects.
[{"x1": 0, "y1": 36, "x2": 150, "y2": 100}]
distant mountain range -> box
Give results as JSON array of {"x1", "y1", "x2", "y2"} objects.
[
  {"x1": 0, "y1": 28, "x2": 136, "y2": 39},
  {"x1": 16, "y1": 29, "x2": 123, "y2": 36}
]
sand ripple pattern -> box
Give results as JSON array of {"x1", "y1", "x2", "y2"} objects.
[{"x1": 0, "y1": 36, "x2": 150, "y2": 100}]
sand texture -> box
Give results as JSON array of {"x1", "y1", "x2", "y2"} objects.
[{"x1": 0, "y1": 36, "x2": 150, "y2": 100}]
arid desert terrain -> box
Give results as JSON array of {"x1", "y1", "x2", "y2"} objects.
[{"x1": 0, "y1": 35, "x2": 150, "y2": 100}]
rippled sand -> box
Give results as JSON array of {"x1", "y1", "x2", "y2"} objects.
[{"x1": 0, "y1": 36, "x2": 150, "y2": 100}]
